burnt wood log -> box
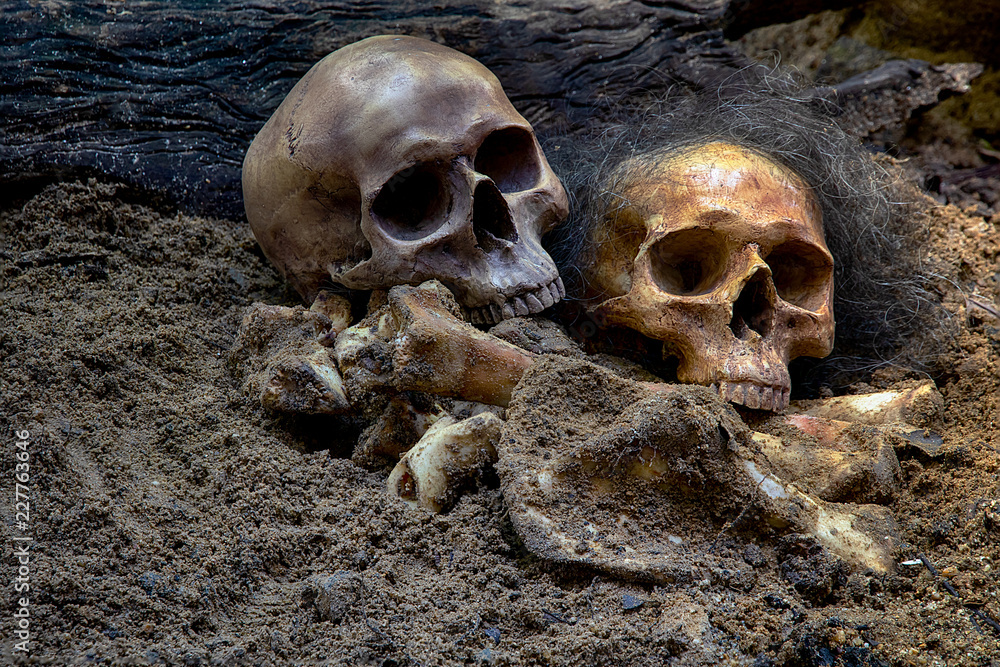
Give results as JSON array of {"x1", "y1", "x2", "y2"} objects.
[
  {"x1": 2, "y1": 0, "x2": 754, "y2": 220},
  {"x1": 0, "y1": 0, "x2": 972, "y2": 221}
]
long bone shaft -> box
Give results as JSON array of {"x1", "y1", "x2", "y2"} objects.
[
  {"x1": 337, "y1": 281, "x2": 684, "y2": 408},
  {"x1": 336, "y1": 282, "x2": 536, "y2": 407}
]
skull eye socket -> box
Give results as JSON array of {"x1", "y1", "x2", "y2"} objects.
[
  {"x1": 649, "y1": 228, "x2": 728, "y2": 296},
  {"x1": 371, "y1": 164, "x2": 451, "y2": 241},
  {"x1": 767, "y1": 241, "x2": 833, "y2": 311},
  {"x1": 474, "y1": 127, "x2": 541, "y2": 192}
]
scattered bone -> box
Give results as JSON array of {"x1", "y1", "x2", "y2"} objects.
[
  {"x1": 351, "y1": 393, "x2": 446, "y2": 467},
  {"x1": 786, "y1": 380, "x2": 943, "y2": 427},
  {"x1": 259, "y1": 343, "x2": 351, "y2": 415},
  {"x1": 388, "y1": 412, "x2": 503, "y2": 512},
  {"x1": 309, "y1": 290, "x2": 353, "y2": 335},
  {"x1": 228, "y1": 303, "x2": 332, "y2": 376},
  {"x1": 741, "y1": 459, "x2": 899, "y2": 573},
  {"x1": 228, "y1": 303, "x2": 351, "y2": 414},
  {"x1": 752, "y1": 414, "x2": 903, "y2": 504},
  {"x1": 336, "y1": 281, "x2": 537, "y2": 407},
  {"x1": 497, "y1": 355, "x2": 900, "y2": 583},
  {"x1": 352, "y1": 394, "x2": 502, "y2": 468},
  {"x1": 341, "y1": 282, "x2": 677, "y2": 413},
  {"x1": 333, "y1": 305, "x2": 400, "y2": 416},
  {"x1": 389, "y1": 282, "x2": 535, "y2": 405}
]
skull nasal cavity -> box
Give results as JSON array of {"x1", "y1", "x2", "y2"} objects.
[
  {"x1": 473, "y1": 180, "x2": 518, "y2": 253},
  {"x1": 729, "y1": 271, "x2": 774, "y2": 340}
]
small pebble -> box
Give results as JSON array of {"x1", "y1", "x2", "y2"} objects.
[
  {"x1": 622, "y1": 594, "x2": 644, "y2": 611},
  {"x1": 483, "y1": 627, "x2": 501, "y2": 645}
]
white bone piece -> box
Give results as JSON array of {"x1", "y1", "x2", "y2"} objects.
[
  {"x1": 785, "y1": 381, "x2": 943, "y2": 426},
  {"x1": 387, "y1": 412, "x2": 503, "y2": 512},
  {"x1": 309, "y1": 290, "x2": 353, "y2": 335}
]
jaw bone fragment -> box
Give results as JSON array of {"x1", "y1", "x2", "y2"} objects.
[
  {"x1": 387, "y1": 411, "x2": 503, "y2": 513},
  {"x1": 497, "y1": 355, "x2": 900, "y2": 583}
]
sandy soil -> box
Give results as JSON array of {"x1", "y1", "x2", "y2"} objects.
[
  {"x1": 1, "y1": 158, "x2": 998, "y2": 667},
  {"x1": 4, "y1": 10, "x2": 1000, "y2": 667}
]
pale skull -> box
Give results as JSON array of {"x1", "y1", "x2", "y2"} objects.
[
  {"x1": 242, "y1": 35, "x2": 569, "y2": 324},
  {"x1": 584, "y1": 142, "x2": 835, "y2": 411}
]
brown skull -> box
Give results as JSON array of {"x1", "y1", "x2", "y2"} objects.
[
  {"x1": 242, "y1": 35, "x2": 569, "y2": 324},
  {"x1": 584, "y1": 142, "x2": 835, "y2": 411}
]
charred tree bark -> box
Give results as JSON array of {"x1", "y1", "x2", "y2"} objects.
[
  {"x1": 2, "y1": 0, "x2": 753, "y2": 220},
  {"x1": 1, "y1": 0, "x2": 967, "y2": 221}
]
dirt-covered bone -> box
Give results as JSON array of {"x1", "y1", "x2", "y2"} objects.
[
  {"x1": 751, "y1": 421, "x2": 902, "y2": 504},
  {"x1": 243, "y1": 35, "x2": 569, "y2": 323},
  {"x1": 583, "y1": 142, "x2": 834, "y2": 412},
  {"x1": 335, "y1": 281, "x2": 536, "y2": 408},
  {"x1": 228, "y1": 303, "x2": 350, "y2": 415},
  {"x1": 387, "y1": 411, "x2": 503, "y2": 513},
  {"x1": 308, "y1": 291, "x2": 353, "y2": 335},
  {"x1": 497, "y1": 355, "x2": 901, "y2": 581},
  {"x1": 786, "y1": 380, "x2": 943, "y2": 427}
]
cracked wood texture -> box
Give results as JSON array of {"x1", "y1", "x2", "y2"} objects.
[{"x1": 3, "y1": 0, "x2": 863, "y2": 220}]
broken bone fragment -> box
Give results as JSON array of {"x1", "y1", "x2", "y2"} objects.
[
  {"x1": 228, "y1": 303, "x2": 351, "y2": 414},
  {"x1": 336, "y1": 281, "x2": 536, "y2": 408},
  {"x1": 388, "y1": 412, "x2": 503, "y2": 513},
  {"x1": 786, "y1": 380, "x2": 943, "y2": 427},
  {"x1": 309, "y1": 290, "x2": 353, "y2": 335},
  {"x1": 260, "y1": 344, "x2": 351, "y2": 415},
  {"x1": 242, "y1": 35, "x2": 568, "y2": 319},
  {"x1": 497, "y1": 355, "x2": 899, "y2": 583},
  {"x1": 741, "y1": 459, "x2": 899, "y2": 573},
  {"x1": 752, "y1": 417, "x2": 903, "y2": 504},
  {"x1": 352, "y1": 392, "x2": 448, "y2": 468},
  {"x1": 582, "y1": 142, "x2": 835, "y2": 412}
]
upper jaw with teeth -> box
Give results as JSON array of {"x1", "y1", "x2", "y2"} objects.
[
  {"x1": 713, "y1": 380, "x2": 790, "y2": 411},
  {"x1": 464, "y1": 277, "x2": 566, "y2": 325}
]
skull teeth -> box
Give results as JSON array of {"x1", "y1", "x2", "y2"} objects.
[
  {"x1": 463, "y1": 277, "x2": 564, "y2": 326},
  {"x1": 715, "y1": 381, "x2": 789, "y2": 412},
  {"x1": 525, "y1": 293, "x2": 544, "y2": 312}
]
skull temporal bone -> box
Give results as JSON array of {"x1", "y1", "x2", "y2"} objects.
[
  {"x1": 586, "y1": 142, "x2": 835, "y2": 411},
  {"x1": 242, "y1": 35, "x2": 569, "y2": 324}
]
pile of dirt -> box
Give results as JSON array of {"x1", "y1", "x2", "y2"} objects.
[{"x1": 1, "y1": 158, "x2": 998, "y2": 667}]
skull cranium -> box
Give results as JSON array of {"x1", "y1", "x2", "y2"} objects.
[
  {"x1": 584, "y1": 142, "x2": 835, "y2": 411},
  {"x1": 243, "y1": 35, "x2": 569, "y2": 324}
]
